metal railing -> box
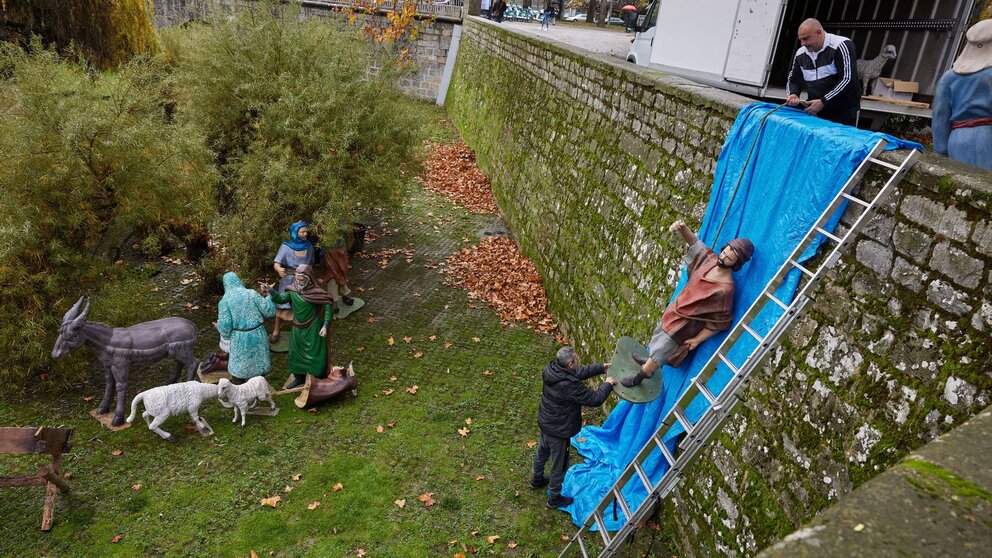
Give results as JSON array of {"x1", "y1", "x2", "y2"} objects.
[{"x1": 301, "y1": 0, "x2": 464, "y2": 21}]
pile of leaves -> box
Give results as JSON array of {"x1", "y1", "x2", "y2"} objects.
[
  {"x1": 443, "y1": 236, "x2": 557, "y2": 333},
  {"x1": 420, "y1": 142, "x2": 499, "y2": 213}
]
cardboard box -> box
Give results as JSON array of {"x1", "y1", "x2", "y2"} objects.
[{"x1": 872, "y1": 77, "x2": 919, "y2": 101}]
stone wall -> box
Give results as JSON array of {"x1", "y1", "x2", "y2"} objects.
[
  {"x1": 150, "y1": 0, "x2": 455, "y2": 101},
  {"x1": 445, "y1": 16, "x2": 992, "y2": 556}
]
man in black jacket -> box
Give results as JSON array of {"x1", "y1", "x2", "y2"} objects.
[
  {"x1": 531, "y1": 347, "x2": 616, "y2": 508},
  {"x1": 786, "y1": 18, "x2": 862, "y2": 126}
]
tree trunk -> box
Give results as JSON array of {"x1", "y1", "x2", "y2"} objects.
[
  {"x1": 586, "y1": 0, "x2": 596, "y2": 23},
  {"x1": 0, "y1": 0, "x2": 159, "y2": 68}
]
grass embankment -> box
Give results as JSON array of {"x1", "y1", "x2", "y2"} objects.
[{"x1": 0, "y1": 106, "x2": 593, "y2": 557}]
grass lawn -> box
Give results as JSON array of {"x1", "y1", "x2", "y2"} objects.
[{"x1": 0, "y1": 104, "x2": 603, "y2": 557}]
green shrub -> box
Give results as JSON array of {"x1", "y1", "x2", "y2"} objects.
[
  {"x1": 0, "y1": 40, "x2": 216, "y2": 391},
  {"x1": 161, "y1": 4, "x2": 423, "y2": 279}
]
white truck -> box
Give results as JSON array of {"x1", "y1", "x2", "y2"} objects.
[{"x1": 627, "y1": 0, "x2": 981, "y2": 120}]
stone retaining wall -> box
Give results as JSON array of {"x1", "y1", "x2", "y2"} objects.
[
  {"x1": 150, "y1": 0, "x2": 455, "y2": 101},
  {"x1": 445, "y1": 16, "x2": 992, "y2": 556}
]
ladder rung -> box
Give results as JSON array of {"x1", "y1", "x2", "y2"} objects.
[
  {"x1": 673, "y1": 407, "x2": 694, "y2": 436},
  {"x1": 653, "y1": 434, "x2": 676, "y2": 465},
  {"x1": 613, "y1": 488, "x2": 632, "y2": 520},
  {"x1": 576, "y1": 534, "x2": 588, "y2": 558},
  {"x1": 765, "y1": 291, "x2": 789, "y2": 310},
  {"x1": 868, "y1": 157, "x2": 900, "y2": 171},
  {"x1": 695, "y1": 380, "x2": 720, "y2": 409},
  {"x1": 814, "y1": 226, "x2": 842, "y2": 243},
  {"x1": 741, "y1": 322, "x2": 763, "y2": 343},
  {"x1": 717, "y1": 352, "x2": 740, "y2": 375},
  {"x1": 789, "y1": 259, "x2": 815, "y2": 278},
  {"x1": 841, "y1": 192, "x2": 871, "y2": 207},
  {"x1": 592, "y1": 511, "x2": 611, "y2": 546},
  {"x1": 632, "y1": 461, "x2": 653, "y2": 493}
]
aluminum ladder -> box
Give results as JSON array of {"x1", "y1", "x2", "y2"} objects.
[{"x1": 558, "y1": 140, "x2": 920, "y2": 558}]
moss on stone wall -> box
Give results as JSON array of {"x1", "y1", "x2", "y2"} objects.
[{"x1": 1, "y1": 0, "x2": 160, "y2": 68}]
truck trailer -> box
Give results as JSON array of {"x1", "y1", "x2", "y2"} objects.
[{"x1": 627, "y1": 0, "x2": 982, "y2": 121}]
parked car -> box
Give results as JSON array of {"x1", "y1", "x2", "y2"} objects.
[
  {"x1": 607, "y1": 16, "x2": 625, "y2": 25},
  {"x1": 564, "y1": 13, "x2": 587, "y2": 21}
]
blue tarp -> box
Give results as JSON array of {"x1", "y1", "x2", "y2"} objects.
[{"x1": 561, "y1": 102, "x2": 922, "y2": 530}]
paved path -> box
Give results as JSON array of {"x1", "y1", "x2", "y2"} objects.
[{"x1": 494, "y1": 20, "x2": 634, "y2": 59}]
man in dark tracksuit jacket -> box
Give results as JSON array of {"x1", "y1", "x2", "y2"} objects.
[
  {"x1": 786, "y1": 18, "x2": 862, "y2": 126},
  {"x1": 531, "y1": 346, "x2": 616, "y2": 508}
]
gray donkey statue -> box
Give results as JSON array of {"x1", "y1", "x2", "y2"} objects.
[{"x1": 52, "y1": 296, "x2": 199, "y2": 426}]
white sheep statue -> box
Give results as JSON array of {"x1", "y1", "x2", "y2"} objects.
[
  {"x1": 126, "y1": 381, "x2": 220, "y2": 441},
  {"x1": 857, "y1": 45, "x2": 897, "y2": 95},
  {"x1": 217, "y1": 377, "x2": 277, "y2": 428}
]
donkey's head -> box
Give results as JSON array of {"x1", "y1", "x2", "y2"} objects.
[{"x1": 52, "y1": 296, "x2": 91, "y2": 360}]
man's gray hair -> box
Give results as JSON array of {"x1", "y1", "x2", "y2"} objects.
[{"x1": 556, "y1": 346, "x2": 578, "y2": 367}]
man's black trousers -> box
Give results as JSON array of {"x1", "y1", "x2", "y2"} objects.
[{"x1": 532, "y1": 432, "x2": 570, "y2": 498}]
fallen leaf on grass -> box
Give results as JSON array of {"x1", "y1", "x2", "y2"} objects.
[
  {"x1": 507, "y1": 541, "x2": 518, "y2": 549},
  {"x1": 406, "y1": 385, "x2": 419, "y2": 394},
  {"x1": 403, "y1": 336, "x2": 413, "y2": 343},
  {"x1": 131, "y1": 483, "x2": 142, "y2": 491},
  {"x1": 471, "y1": 336, "x2": 481, "y2": 342},
  {"x1": 308, "y1": 501, "x2": 321, "y2": 510},
  {"x1": 357, "y1": 347, "x2": 365, "y2": 352},
  {"x1": 357, "y1": 549, "x2": 367, "y2": 558},
  {"x1": 387, "y1": 421, "x2": 396, "y2": 428},
  {"x1": 390, "y1": 376, "x2": 397, "y2": 382},
  {"x1": 482, "y1": 370, "x2": 493, "y2": 376},
  {"x1": 527, "y1": 440, "x2": 537, "y2": 448},
  {"x1": 376, "y1": 425, "x2": 385, "y2": 433},
  {"x1": 486, "y1": 535, "x2": 500, "y2": 544},
  {"x1": 83, "y1": 396, "x2": 94, "y2": 402},
  {"x1": 418, "y1": 492, "x2": 436, "y2": 507},
  {"x1": 292, "y1": 474, "x2": 302, "y2": 481},
  {"x1": 383, "y1": 389, "x2": 395, "y2": 395},
  {"x1": 475, "y1": 475, "x2": 485, "y2": 481},
  {"x1": 111, "y1": 449, "x2": 123, "y2": 457},
  {"x1": 464, "y1": 417, "x2": 473, "y2": 425},
  {"x1": 261, "y1": 495, "x2": 282, "y2": 508},
  {"x1": 250, "y1": 550, "x2": 259, "y2": 558},
  {"x1": 444, "y1": 342, "x2": 452, "y2": 349},
  {"x1": 308, "y1": 408, "x2": 318, "y2": 413},
  {"x1": 413, "y1": 351, "x2": 423, "y2": 358},
  {"x1": 457, "y1": 427, "x2": 470, "y2": 437},
  {"x1": 470, "y1": 530, "x2": 480, "y2": 536},
  {"x1": 366, "y1": 313, "x2": 378, "y2": 323},
  {"x1": 283, "y1": 485, "x2": 294, "y2": 493},
  {"x1": 454, "y1": 554, "x2": 466, "y2": 558},
  {"x1": 387, "y1": 336, "x2": 395, "y2": 346},
  {"x1": 560, "y1": 533, "x2": 569, "y2": 541},
  {"x1": 332, "y1": 483, "x2": 344, "y2": 492},
  {"x1": 110, "y1": 534, "x2": 122, "y2": 543},
  {"x1": 429, "y1": 335, "x2": 437, "y2": 341},
  {"x1": 394, "y1": 499, "x2": 406, "y2": 508}
]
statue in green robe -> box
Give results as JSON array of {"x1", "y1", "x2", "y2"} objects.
[{"x1": 266, "y1": 264, "x2": 334, "y2": 389}]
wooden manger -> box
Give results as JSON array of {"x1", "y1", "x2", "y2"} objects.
[{"x1": 0, "y1": 427, "x2": 73, "y2": 531}]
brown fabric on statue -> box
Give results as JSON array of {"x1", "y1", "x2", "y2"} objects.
[
  {"x1": 319, "y1": 248, "x2": 350, "y2": 286},
  {"x1": 660, "y1": 246, "x2": 735, "y2": 367},
  {"x1": 286, "y1": 265, "x2": 337, "y2": 306}
]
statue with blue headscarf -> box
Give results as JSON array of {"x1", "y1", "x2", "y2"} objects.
[{"x1": 271, "y1": 220, "x2": 314, "y2": 342}]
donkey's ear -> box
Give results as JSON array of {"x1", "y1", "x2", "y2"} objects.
[
  {"x1": 79, "y1": 297, "x2": 92, "y2": 320},
  {"x1": 61, "y1": 296, "x2": 86, "y2": 323}
]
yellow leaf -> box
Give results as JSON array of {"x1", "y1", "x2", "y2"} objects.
[
  {"x1": 333, "y1": 482, "x2": 344, "y2": 492},
  {"x1": 457, "y1": 427, "x2": 470, "y2": 437},
  {"x1": 260, "y1": 495, "x2": 282, "y2": 508},
  {"x1": 465, "y1": 418, "x2": 473, "y2": 425},
  {"x1": 394, "y1": 499, "x2": 406, "y2": 508},
  {"x1": 486, "y1": 535, "x2": 500, "y2": 544},
  {"x1": 250, "y1": 550, "x2": 259, "y2": 558},
  {"x1": 472, "y1": 337, "x2": 481, "y2": 342},
  {"x1": 527, "y1": 440, "x2": 537, "y2": 448},
  {"x1": 387, "y1": 336, "x2": 395, "y2": 346}
]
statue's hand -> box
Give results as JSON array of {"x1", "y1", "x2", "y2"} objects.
[{"x1": 319, "y1": 326, "x2": 327, "y2": 338}]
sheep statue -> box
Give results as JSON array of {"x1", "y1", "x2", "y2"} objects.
[
  {"x1": 126, "y1": 381, "x2": 220, "y2": 442},
  {"x1": 217, "y1": 377, "x2": 277, "y2": 428},
  {"x1": 857, "y1": 45, "x2": 897, "y2": 95}
]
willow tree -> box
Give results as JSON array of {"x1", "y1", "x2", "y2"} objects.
[{"x1": 0, "y1": 0, "x2": 159, "y2": 68}]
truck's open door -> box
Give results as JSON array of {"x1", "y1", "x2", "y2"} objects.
[{"x1": 722, "y1": 0, "x2": 788, "y2": 87}]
